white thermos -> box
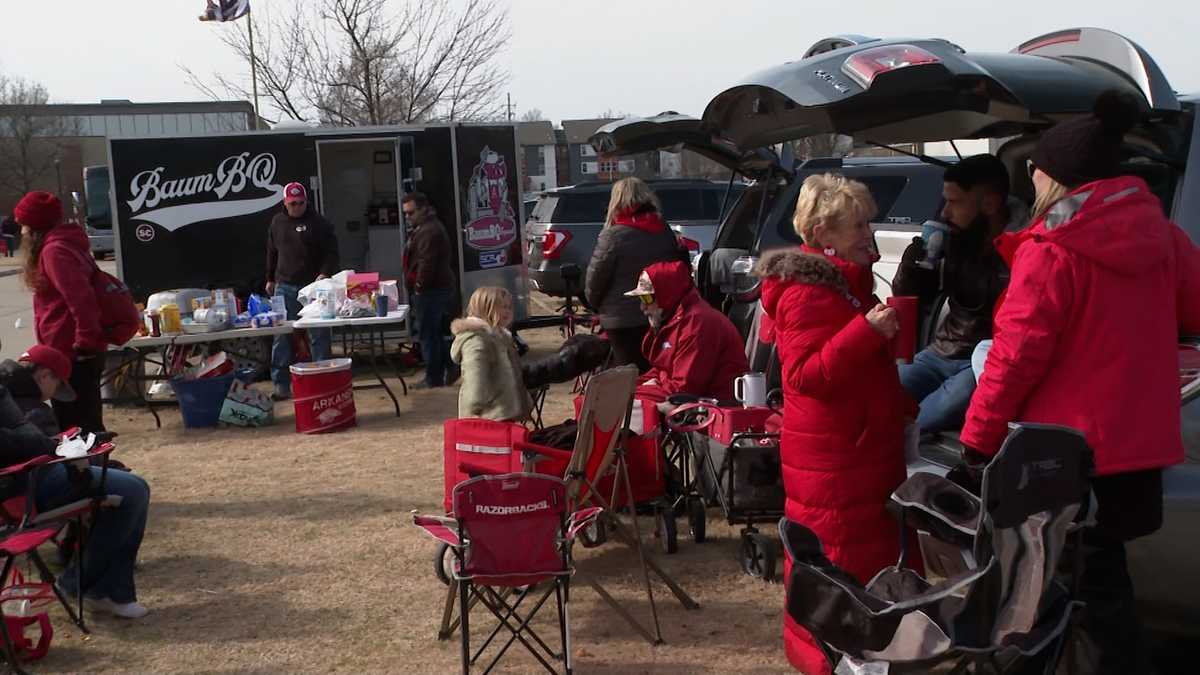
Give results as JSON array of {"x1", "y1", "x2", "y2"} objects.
[{"x1": 734, "y1": 372, "x2": 767, "y2": 408}]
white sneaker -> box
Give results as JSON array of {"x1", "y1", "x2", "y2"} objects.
[{"x1": 86, "y1": 597, "x2": 149, "y2": 619}]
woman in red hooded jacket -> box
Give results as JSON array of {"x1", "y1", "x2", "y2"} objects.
[
  {"x1": 960, "y1": 91, "x2": 1200, "y2": 673},
  {"x1": 16, "y1": 191, "x2": 108, "y2": 433},
  {"x1": 754, "y1": 174, "x2": 918, "y2": 674}
]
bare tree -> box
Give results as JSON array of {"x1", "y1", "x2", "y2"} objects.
[
  {"x1": 791, "y1": 133, "x2": 854, "y2": 159},
  {"x1": 185, "y1": 0, "x2": 511, "y2": 126},
  {"x1": 519, "y1": 108, "x2": 545, "y2": 122},
  {"x1": 183, "y1": 2, "x2": 309, "y2": 123},
  {"x1": 0, "y1": 75, "x2": 78, "y2": 199}
]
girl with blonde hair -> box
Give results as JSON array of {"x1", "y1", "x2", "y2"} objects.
[{"x1": 450, "y1": 286, "x2": 533, "y2": 421}]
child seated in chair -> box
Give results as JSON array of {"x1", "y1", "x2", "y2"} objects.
[{"x1": 451, "y1": 287, "x2": 533, "y2": 422}]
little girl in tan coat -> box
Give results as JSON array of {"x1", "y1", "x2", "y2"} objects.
[{"x1": 450, "y1": 287, "x2": 533, "y2": 422}]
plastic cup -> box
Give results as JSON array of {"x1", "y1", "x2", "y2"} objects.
[{"x1": 887, "y1": 295, "x2": 919, "y2": 363}]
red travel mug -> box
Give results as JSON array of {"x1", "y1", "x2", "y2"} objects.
[{"x1": 887, "y1": 296, "x2": 918, "y2": 363}]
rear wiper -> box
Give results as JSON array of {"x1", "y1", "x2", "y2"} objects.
[{"x1": 864, "y1": 141, "x2": 954, "y2": 168}]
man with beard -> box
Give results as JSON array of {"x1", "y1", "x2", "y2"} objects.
[
  {"x1": 626, "y1": 260, "x2": 747, "y2": 401},
  {"x1": 892, "y1": 155, "x2": 1027, "y2": 433}
]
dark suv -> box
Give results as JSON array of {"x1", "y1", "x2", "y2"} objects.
[{"x1": 525, "y1": 179, "x2": 743, "y2": 297}]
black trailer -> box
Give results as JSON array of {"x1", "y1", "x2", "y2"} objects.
[{"x1": 106, "y1": 123, "x2": 529, "y2": 317}]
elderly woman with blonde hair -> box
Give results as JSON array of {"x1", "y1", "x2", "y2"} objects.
[
  {"x1": 753, "y1": 174, "x2": 918, "y2": 674},
  {"x1": 450, "y1": 286, "x2": 533, "y2": 422},
  {"x1": 584, "y1": 177, "x2": 689, "y2": 370}
]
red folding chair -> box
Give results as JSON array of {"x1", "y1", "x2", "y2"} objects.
[
  {"x1": 0, "y1": 432, "x2": 119, "y2": 642},
  {"x1": 415, "y1": 473, "x2": 600, "y2": 675}
]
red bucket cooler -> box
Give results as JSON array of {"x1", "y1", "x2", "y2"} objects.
[{"x1": 290, "y1": 358, "x2": 356, "y2": 434}]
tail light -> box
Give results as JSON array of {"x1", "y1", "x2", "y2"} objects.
[
  {"x1": 841, "y1": 44, "x2": 940, "y2": 89},
  {"x1": 677, "y1": 236, "x2": 701, "y2": 252},
  {"x1": 541, "y1": 230, "x2": 572, "y2": 260}
]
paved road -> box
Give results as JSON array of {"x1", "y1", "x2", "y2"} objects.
[{"x1": 0, "y1": 260, "x2": 117, "y2": 361}]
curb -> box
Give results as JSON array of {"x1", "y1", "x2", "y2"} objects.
[{"x1": 0, "y1": 269, "x2": 19, "y2": 278}]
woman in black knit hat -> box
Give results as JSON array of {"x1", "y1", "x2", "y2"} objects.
[{"x1": 958, "y1": 90, "x2": 1200, "y2": 673}]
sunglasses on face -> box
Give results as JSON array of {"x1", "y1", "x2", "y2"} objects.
[{"x1": 1026, "y1": 159, "x2": 1038, "y2": 179}]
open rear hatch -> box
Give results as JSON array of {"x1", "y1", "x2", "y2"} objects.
[
  {"x1": 701, "y1": 27, "x2": 1180, "y2": 149},
  {"x1": 589, "y1": 112, "x2": 787, "y2": 179}
]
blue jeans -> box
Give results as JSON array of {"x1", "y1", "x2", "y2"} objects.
[
  {"x1": 899, "y1": 348, "x2": 976, "y2": 433},
  {"x1": 413, "y1": 288, "x2": 453, "y2": 386},
  {"x1": 271, "y1": 282, "x2": 332, "y2": 392},
  {"x1": 36, "y1": 465, "x2": 150, "y2": 604}
]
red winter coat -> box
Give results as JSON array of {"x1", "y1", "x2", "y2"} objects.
[
  {"x1": 32, "y1": 224, "x2": 105, "y2": 359},
  {"x1": 962, "y1": 176, "x2": 1200, "y2": 474},
  {"x1": 639, "y1": 260, "x2": 748, "y2": 401},
  {"x1": 756, "y1": 246, "x2": 917, "y2": 674}
]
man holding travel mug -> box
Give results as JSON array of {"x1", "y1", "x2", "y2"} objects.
[{"x1": 891, "y1": 155, "x2": 1027, "y2": 434}]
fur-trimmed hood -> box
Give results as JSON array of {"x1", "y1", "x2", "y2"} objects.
[
  {"x1": 754, "y1": 246, "x2": 875, "y2": 320},
  {"x1": 753, "y1": 248, "x2": 850, "y2": 292},
  {"x1": 450, "y1": 316, "x2": 495, "y2": 336}
]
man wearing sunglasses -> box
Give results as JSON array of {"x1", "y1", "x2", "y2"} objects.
[
  {"x1": 891, "y1": 154, "x2": 1028, "y2": 434},
  {"x1": 624, "y1": 260, "x2": 747, "y2": 401}
]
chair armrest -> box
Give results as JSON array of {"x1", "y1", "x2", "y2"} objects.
[
  {"x1": 413, "y1": 514, "x2": 461, "y2": 548},
  {"x1": 514, "y1": 441, "x2": 571, "y2": 464},
  {"x1": 457, "y1": 459, "x2": 508, "y2": 478},
  {"x1": 565, "y1": 507, "x2": 603, "y2": 540},
  {"x1": 0, "y1": 455, "x2": 52, "y2": 478}
]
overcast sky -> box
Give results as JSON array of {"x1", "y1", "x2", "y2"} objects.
[{"x1": 1, "y1": 1, "x2": 1196, "y2": 124}]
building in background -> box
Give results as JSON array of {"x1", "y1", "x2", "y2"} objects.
[
  {"x1": 516, "y1": 121, "x2": 557, "y2": 195},
  {"x1": 0, "y1": 99, "x2": 255, "y2": 216}
]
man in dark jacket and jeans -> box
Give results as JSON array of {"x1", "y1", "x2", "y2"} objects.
[
  {"x1": 403, "y1": 192, "x2": 456, "y2": 388},
  {"x1": 892, "y1": 155, "x2": 1027, "y2": 433},
  {"x1": 266, "y1": 182, "x2": 340, "y2": 400}
]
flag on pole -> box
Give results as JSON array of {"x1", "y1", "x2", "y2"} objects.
[{"x1": 199, "y1": 0, "x2": 250, "y2": 22}]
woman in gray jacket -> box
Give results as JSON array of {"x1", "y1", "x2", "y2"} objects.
[
  {"x1": 450, "y1": 287, "x2": 533, "y2": 422},
  {"x1": 584, "y1": 178, "x2": 688, "y2": 371}
]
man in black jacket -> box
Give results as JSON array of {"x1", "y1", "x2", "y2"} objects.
[
  {"x1": 265, "y1": 182, "x2": 340, "y2": 400},
  {"x1": 892, "y1": 155, "x2": 1027, "y2": 433},
  {"x1": 403, "y1": 192, "x2": 456, "y2": 388}
]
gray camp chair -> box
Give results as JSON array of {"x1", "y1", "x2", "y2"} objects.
[{"x1": 781, "y1": 423, "x2": 1094, "y2": 674}]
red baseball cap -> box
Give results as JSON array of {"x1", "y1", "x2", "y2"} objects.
[
  {"x1": 284, "y1": 182, "x2": 307, "y2": 204},
  {"x1": 19, "y1": 345, "x2": 77, "y2": 402}
]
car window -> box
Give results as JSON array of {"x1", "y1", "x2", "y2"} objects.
[
  {"x1": 551, "y1": 192, "x2": 611, "y2": 223},
  {"x1": 715, "y1": 180, "x2": 784, "y2": 251},
  {"x1": 530, "y1": 196, "x2": 558, "y2": 223},
  {"x1": 659, "y1": 189, "x2": 705, "y2": 221},
  {"x1": 765, "y1": 172, "x2": 920, "y2": 249}
]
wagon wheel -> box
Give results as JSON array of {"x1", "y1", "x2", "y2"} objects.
[
  {"x1": 738, "y1": 532, "x2": 776, "y2": 582},
  {"x1": 657, "y1": 503, "x2": 679, "y2": 555},
  {"x1": 688, "y1": 497, "x2": 707, "y2": 544},
  {"x1": 579, "y1": 517, "x2": 608, "y2": 548},
  {"x1": 434, "y1": 542, "x2": 455, "y2": 586}
]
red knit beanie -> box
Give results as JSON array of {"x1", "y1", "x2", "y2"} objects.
[{"x1": 14, "y1": 192, "x2": 63, "y2": 232}]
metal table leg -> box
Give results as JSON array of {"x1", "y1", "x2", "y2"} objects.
[
  {"x1": 380, "y1": 328, "x2": 408, "y2": 396},
  {"x1": 363, "y1": 325, "x2": 401, "y2": 417}
]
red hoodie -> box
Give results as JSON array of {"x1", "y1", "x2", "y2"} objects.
[
  {"x1": 639, "y1": 260, "x2": 748, "y2": 400},
  {"x1": 962, "y1": 176, "x2": 1200, "y2": 473},
  {"x1": 33, "y1": 224, "x2": 105, "y2": 358}
]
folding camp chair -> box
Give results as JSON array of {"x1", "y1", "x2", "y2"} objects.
[
  {"x1": 514, "y1": 366, "x2": 699, "y2": 645},
  {"x1": 415, "y1": 473, "x2": 601, "y2": 675},
  {"x1": 0, "y1": 435, "x2": 120, "y2": 663},
  {"x1": 780, "y1": 423, "x2": 1094, "y2": 674}
]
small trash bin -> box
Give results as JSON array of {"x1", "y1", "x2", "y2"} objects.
[
  {"x1": 170, "y1": 372, "x2": 237, "y2": 428},
  {"x1": 290, "y1": 358, "x2": 356, "y2": 434}
]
